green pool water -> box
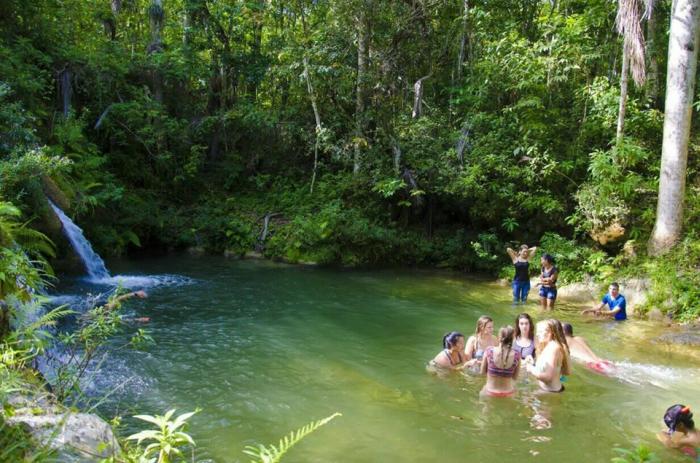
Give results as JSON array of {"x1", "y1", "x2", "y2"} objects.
[{"x1": 65, "y1": 256, "x2": 698, "y2": 462}]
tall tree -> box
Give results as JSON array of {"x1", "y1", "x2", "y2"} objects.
[
  {"x1": 354, "y1": 7, "x2": 371, "y2": 174},
  {"x1": 649, "y1": 0, "x2": 700, "y2": 255}
]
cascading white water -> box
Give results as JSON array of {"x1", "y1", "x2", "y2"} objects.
[{"x1": 49, "y1": 200, "x2": 111, "y2": 281}]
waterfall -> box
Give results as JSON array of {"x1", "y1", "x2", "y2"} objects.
[{"x1": 48, "y1": 201, "x2": 111, "y2": 281}]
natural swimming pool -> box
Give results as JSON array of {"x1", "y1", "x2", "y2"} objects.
[{"x1": 55, "y1": 256, "x2": 698, "y2": 462}]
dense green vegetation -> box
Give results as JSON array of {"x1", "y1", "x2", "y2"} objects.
[{"x1": 0, "y1": 0, "x2": 699, "y2": 317}]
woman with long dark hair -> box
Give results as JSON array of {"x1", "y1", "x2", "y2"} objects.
[
  {"x1": 514, "y1": 313, "x2": 536, "y2": 362},
  {"x1": 480, "y1": 325, "x2": 520, "y2": 397}
]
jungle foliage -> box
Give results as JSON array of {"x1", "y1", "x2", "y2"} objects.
[{"x1": 0, "y1": 0, "x2": 699, "y2": 317}]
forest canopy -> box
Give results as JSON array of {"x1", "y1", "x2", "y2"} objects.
[{"x1": 1, "y1": 0, "x2": 699, "y2": 311}]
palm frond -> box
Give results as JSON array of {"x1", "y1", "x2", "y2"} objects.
[
  {"x1": 616, "y1": 0, "x2": 647, "y2": 86},
  {"x1": 243, "y1": 412, "x2": 341, "y2": 463}
]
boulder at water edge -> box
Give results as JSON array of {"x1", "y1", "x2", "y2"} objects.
[{"x1": 8, "y1": 411, "x2": 121, "y2": 462}]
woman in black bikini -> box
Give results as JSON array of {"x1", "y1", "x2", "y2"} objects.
[{"x1": 430, "y1": 331, "x2": 467, "y2": 370}]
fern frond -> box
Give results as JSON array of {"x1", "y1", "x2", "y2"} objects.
[
  {"x1": 22, "y1": 306, "x2": 74, "y2": 332},
  {"x1": 243, "y1": 412, "x2": 341, "y2": 463}
]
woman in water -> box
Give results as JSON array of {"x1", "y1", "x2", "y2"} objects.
[
  {"x1": 525, "y1": 319, "x2": 570, "y2": 392},
  {"x1": 658, "y1": 404, "x2": 700, "y2": 459},
  {"x1": 513, "y1": 313, "x2": 536, "y2": 363},
  {"x1": 506, "y1": 244, "x2": 537, "y2": 305},
  {"x1": 465, "y1": 316, "x2": 498, "y2": 369},
  {"x1": 430, "y1": 332, "x2": 467, "y2": 370},
  {"x1": 480, "y1": 325, "x2": 520, "y2": 397},
  {"x1": 538, "y1": 254, "x2": 558, "y2": 310}
]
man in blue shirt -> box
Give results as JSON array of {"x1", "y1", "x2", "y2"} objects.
[{"x1": 581, "y1": 282, "x2": 627, "y2": 320}]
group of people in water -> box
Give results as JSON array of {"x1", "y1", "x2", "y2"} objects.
[
  {"x1": 426, "y1": 244, "x2": 698, "y2": 458},
  {"x1": 429, "y1": 314, "x2": 572, "y2": 396}
]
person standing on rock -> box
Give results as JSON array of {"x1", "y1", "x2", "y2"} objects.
[
  {"x1": 506, "y1": 244, "x2": 537, "y2": 306},
  {"x1": 581, "y1": 282, "x2": 627, "y2": 321}
]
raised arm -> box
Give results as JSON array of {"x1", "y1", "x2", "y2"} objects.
[
  {"x1": 527, "y1": 247, "x2": 538, "y2": 260},
  {"x1": 506, "y1": 247, "x2": 517, "y2": 262}
]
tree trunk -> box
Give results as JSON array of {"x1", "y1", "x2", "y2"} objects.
[
  {"x1": 183, "y1": 7, "x2": 191, "y2": 47},
  {"x1": 649, "y1": 0, "x2": 700, "y2": 255},
  {"x1": 392, "y1": 142, "x2": 401, "y2": 175},
  {"x1": 354, "y1": 10, "x2": 370, "y2": 174},
  {"x1": 646, "y1": 10, "x2": 659, "y2": 104},
  {"x1": 412, "y1": 75, "x2": 430, "y2": 118},
  {"x1": 148, "y1": 0, "x2": 164, "y2": 103},
  {"x1": 456, "y1": 0, "x2": 470, "y2": 80},
  {"x1": 299, "y1": 2, "x2": 323, "y2": 193},
  {"x1": 616, "y1": 48, "x2": 629, "y2": 144},
  {"x1": 304, "y1": 55, "x2": 323, "y2": 193},
  {"x1": 455, "y1": 124, "x2": 470, "y2": 167},
  {"x1": 59, "y1": 68, "x2": 72, "y2": 118}
]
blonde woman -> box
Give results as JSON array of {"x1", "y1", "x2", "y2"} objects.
[
  {"x1": 480, "y1": 325, "x2": 520, "y2": 397},
  {"x1": 465, "y1": 315, "x2": 498, "y2": 369},
  {"x1": 525, "y1": 319, "x2": 571, "y2": 392}
]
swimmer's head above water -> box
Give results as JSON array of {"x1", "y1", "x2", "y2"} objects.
[
  {"x1": 515, "y1": 313, "x2": 534, "y2": 341},
  {"x1": 442, "y1": 331, "x2": 465, "y2": 350},
  {"x1": 664, "y1": 404, "x2": 695, "y2": 435},
  {"x1": 474, "y1": 315, "x2": 494, "y2": 337},
  {"x1": 562, "y1": 322, "x2": 573, "y2": 336},
  {"x1": 499, "y1": 325, "x2": 515, "y2": 348}
]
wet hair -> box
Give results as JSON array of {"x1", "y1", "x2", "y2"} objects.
[
  {"x1": 664, "y1": 404, "x2": 695, "y2": 434},
  {"x1": 562, "y1": 323, "x2": 573, "y2": 336},
  {"x1": 541, "y1": 253, "x2": 555, "y2": 265},
  {"x1": 536, "y1": 319, "x2": 570, "y2": 375},
  {"x1": 442, "y1": 331, "x2": 464, "y2": 350},
  {"x1": 475, "y1": 315, "x2": 493, "y2": 337},
  {"x1": 499, "y1": 326, "x2": 514, "y2": 347},
  {"x1": 498, "y1": 325, "x2": 515, "y2": 365},
  {"x1": 514, "y1": 313, "x2": 534, "y2": 342},
  {"x1": 610, "y1": 282, "x2": 620, "y2": 290}
]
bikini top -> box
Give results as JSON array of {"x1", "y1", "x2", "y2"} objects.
[
  {"x1": 485, "y1": 347, "x2": 521, "y2": 378},
  {"x1": 472, "y1": 338, "x2": 485, "y2": 360},
  {"x1": 541, "y1": 265, "x2": 558, "y2": 288},
  {"x1": 443, "y1": 349, "x2": 465, "y2": 366},
  {"x1": 513, "y1": 338, "x2": 536, "y2": 359}
]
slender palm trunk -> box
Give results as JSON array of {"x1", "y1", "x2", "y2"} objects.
[
  {"x1": 354, "y1": 11, "x2": 370, "y2": 174},
  {"x1": 616, "y1": 48, "x2": 630, "y2": 143},
  {"x1": 649, "y1": 0, "x2": 700, "y2": 255}
]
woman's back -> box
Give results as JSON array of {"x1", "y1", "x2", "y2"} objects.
[{"x1": 481, "y1": 346, "x2": 520, "y2": 396}]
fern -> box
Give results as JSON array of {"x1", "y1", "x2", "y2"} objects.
[
  {"x1": 23, "y1": 305, "x2": 74, "y2": 331},
  {"x1": 243, "y1": 412, "x2": 341, "y2": 463}
]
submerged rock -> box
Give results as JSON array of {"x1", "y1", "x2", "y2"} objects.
[{"x1": 655, "y1": 330, "x2": 700, "y2": 347}]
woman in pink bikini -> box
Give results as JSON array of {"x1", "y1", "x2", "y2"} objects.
[{"x1": 480, "y1": 325, "x2": 520, "y2": 397}]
